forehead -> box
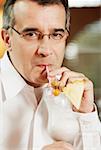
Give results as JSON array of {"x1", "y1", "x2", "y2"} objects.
[{"x1": 13, "y1": 1, "x2": 66, "y2": 31}]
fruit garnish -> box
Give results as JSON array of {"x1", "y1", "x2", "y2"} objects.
[
  {"x1": 51, "y1": 80, "x2": 59, "y2": 88},
  {"x1": 53, "y1": 89, "x2": 61, "y2": 96},
  {"x1": 63, "y1": 80, "x2": 84, "y2": 109}
]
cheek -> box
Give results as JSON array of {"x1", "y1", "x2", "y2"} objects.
[
  {"x1": 11, "y1": 40, "x2": 36, "y2": 62},
  {"x1": 11, "y1": 40, "x2": 38, "y2": 74},
  {"x1": 55, "y1": 44, "x2": 65, "y2": 64}
]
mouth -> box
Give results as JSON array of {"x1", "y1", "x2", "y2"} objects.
[
  {"x1": 41, "y1": 66, "x2": 47, "y2": 75},
  {"x1": 36, "y1": 64, "x2": 50, "y2": 76},
  {"x1": 37, "y1": 64, "x2": 51, "y2": 70},
  {"x1": 35, "y1": 64, "x2": 53, "y2": 80},
  {"x1": 37, "y1": 64, "x2": 50, "y2": 67}
]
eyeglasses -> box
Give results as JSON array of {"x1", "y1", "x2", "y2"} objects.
[{"x1": 9, "y1": 26, "x2": 69, "y2": 43}]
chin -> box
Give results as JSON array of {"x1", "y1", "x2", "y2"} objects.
[
  {"x1": 28, "y1": 76, "x2": 48, "y2": 87},
  {"x1": 37, "y1": 78, "x2": 48, "y2": 85}
]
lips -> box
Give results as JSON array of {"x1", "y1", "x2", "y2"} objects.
[
  {"x1": 36, "y1": 65, "x2": 47, "y2": 80},
  {"x1": 37, "y1": 64, "x2": 50, "y2": 67},
  {"x1": 37, "y1": 64, "x2": 52, "y2": 71},
  {"x1": 36, "y1": 64, "x2": 53, "y2": 78},
  {"x1": 40, "y1": 66, "x2": 46, "y2": 74},
  {"x1": 36, "y1": 64, "x2": 47, "y2": 75}
]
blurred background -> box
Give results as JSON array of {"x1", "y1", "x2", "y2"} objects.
[
  {"x1": 63, "y1": 2, "x2": 101, "y2": 119},
  {"x1": 0, "y1": 0, "x2": 101, "y2": 118}
]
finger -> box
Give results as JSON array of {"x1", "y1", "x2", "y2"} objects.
[
  {"x1": 84, "y1": 79, "x2": 93, "y2": 91},
  {"x1": 57, "y1": 141, "x2": 74, "y2": 150},
  {"x1": 83, "y1": 79, "x2": 94, "y2": 102},
  {"x1": 59, "y1": 71, "x2": 85, "y2": 87},
  {"x1": 78, "y1": 79, "x2": 94, "y2": 113},
  {"x1": 72, "y1": 105, "x2": 80, "y2": 112},
  {"x1": 68, "y1": 76, "x2": 88, "y2": 83},
  {"x1": 42, "y1": 141, "x2": 74, "y2": 150},
  {"x1": 49, "y1": 67, "x2": 70, "y2": 78}
]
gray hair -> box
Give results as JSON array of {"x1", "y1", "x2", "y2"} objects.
[{"x1": 3, "y1": 0, "x2": 70, "y2": 31}]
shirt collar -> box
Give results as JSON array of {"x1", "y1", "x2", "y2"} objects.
[{"x1": 0, "y1": 53, "x2": 26, "y2": 100}]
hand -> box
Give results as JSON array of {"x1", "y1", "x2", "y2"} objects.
[
  {"x1": 49, "y1": 67, "x2": 94, "y2": 113},
  {"x1": 42, "y1": 141, "x2": 74, "y2": 150}
]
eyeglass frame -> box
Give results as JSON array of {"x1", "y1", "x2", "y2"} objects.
[{"x1": 8, "y1": 26, "x2": 70, "y2": 42}]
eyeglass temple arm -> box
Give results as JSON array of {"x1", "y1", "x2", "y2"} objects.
[{"x1": 8, "y1": 26, "x2": 21, "y2": 35}]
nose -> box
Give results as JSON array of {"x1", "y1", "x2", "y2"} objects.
[{"x1": 35, "y1": 36, "x2": 52, "y2": 57}]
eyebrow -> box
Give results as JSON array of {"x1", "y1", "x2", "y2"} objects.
[
  {"x1": 54, "y1": 28, "x2": 65, "y2": 32},
  {"x1": 21, "y1": 27, "x2": 66, "y2": 33},
  {"x1": 21, "y1": 27, "x2": 38, "y2": 32}
]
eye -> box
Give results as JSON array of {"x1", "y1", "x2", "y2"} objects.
[
  {"x1": 24, "y1": 31, "x2": 37, "y2": 37},
  {"x1": 52, "y1": 32, "x2": 64, "y2": 40},
  {"x1": 22, "y1": 31, "x2": 40, "y2": 40},
  {"x1": 27, "y1": 32, "x2": 35, "y2": 36}
]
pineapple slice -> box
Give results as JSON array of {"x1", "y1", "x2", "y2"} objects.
[{"x1": 63, "y1": 80, "x2": 84, "y2": 109}]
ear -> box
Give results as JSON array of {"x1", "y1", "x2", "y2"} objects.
[{"x1": 1, "y1": 28, "x2": 11, "y2": 49}]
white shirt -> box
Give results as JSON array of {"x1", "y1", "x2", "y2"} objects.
[{"x1": 0, "y1": 53, "x2": 101, "y2": 150}]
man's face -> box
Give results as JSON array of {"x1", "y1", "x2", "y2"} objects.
[{"x1": 7, "y1": 1, "x2": 67, "y2": 87}]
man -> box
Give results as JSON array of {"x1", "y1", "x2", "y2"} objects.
[{"x1": 0, "y1": 0, "x2": 101, "y2": 150}]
